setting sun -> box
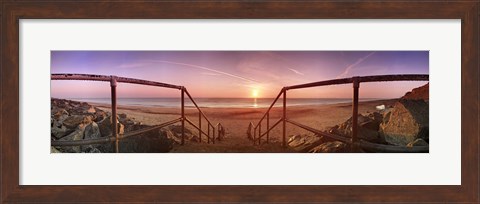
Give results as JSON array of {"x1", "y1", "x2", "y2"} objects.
[{"x1": 251, "y1": 89, "x2": 259, "y2": 98}]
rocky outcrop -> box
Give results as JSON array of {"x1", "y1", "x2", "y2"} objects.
[
  {"x1": 379, "y1": 99, "x2": 429, "y2": 146},
  {"x1": 51, "y1": 99, "x2": 171, "y2": 153},
  {"x1": 402, "y1": 83, "x2": 429, "y2": 101},
  {"x1": 306, "y1": 84, "x2": 430, "y2": 152}
]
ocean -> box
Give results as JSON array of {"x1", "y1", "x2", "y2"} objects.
[{"x1": 67, "y1": 98, "x2": 382, "y2": 108}]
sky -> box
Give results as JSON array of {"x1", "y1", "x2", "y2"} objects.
[{"x1": 51, "y1": 51, "x2": 429, "y2": 99}]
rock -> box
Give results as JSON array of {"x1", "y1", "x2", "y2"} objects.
[
  {"x1": 51, "y1": 146, "x2": 62, "y2": 153},
  {"x1": 82, "y1": 115, "x2": 94, "y2": 125},
  {"x1": 334, "y1": 114, "x2": 382, "y2": 143},
  {"x1": 407, "y1": 138, "x2": 429, "y2": 147},
  {"x1": 94, "y1": 110, "x2": 107, "y2": 122},
  {"x1": 52, "y1": 108, "x2": 69, "y2": 121},
  {"x1": 118, "y1": 113, "x2": 127, "y2": 118},
  {"x1": 287, "y1": 134, "x2": 302, "y2": 144},
  {"x1": 62, "y1": 115, "x2": 85, "y2": 129},
  {"x1": 309, "y1": 141, "x2": 348, "y2": 153},
  {"x1": 119, "y1": 129, "x2": 173, "y2": 153},
  {"x1": 58, "y1": 123, "x2": 86, "y2": 152},
  {"x1": 287, "y1": 134, "x2": 324, "y2": 152},
  {"x1": 86, "y1": 106, "x2": 96, "y2": 114},
  {"x1": 82, "y1": 122, "x2": 102, "y2": 152},
  {"x1": 402, "y1": 83, "x2": 429, "y2": 101},
  {"x1": 86, "y1": 147, "x2": 102, "y2": 153},
  {"x1": 169, "y1": 124, "x2": 193, "y2": 136},
  {"x1": 161, "y1": 129, "x2": 182, "y2": 144},
  {"x1": 376, "y1": 104, "x2": 385, "y2": 111},
  {"x1": 84, "y1": 122, "x2": 101, "y2": 139},
  {"x1": 98, "y1": 115, "x2": 124, "y2": 137},
  {"x1": 51, "y1": 124, "x2": 69, "y2": 139},
  {"x1": 380, "y1": 99, "x2": 429, "y2": 146}
]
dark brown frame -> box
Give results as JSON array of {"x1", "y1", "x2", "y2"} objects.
[{"x1": 1, "y1": 1, "x2": 478, "y2": 203}]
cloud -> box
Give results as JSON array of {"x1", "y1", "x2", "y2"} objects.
[
  {"x1": 201, "y1": 72, "x2": 222, "y2": 76},
  {"x1": 148, "y1": 60, "x2": 259, "y2": 83},
  {"x1": 117, "y1": 62, "x2": 151, "y2": 69},
  {"x1": 337, "y1": 52, "x2": 376, "y2": 78},
  {"x1": 287, "y1": 67, "x2": 304, "y2": 75}
]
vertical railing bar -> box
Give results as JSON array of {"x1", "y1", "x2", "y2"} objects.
[
  {"x1": 282, "y1": 88, "x2": 287, "y2": 148},
  {"x1": 207, "y1": 124, "x2": 210, "y2": 144},
  {"x1": 351, "y1": 78, "x2": 360, "y2": 152},
  {"x1": 213, "y1": 126, "x2": 216, "y2": 144},
  {"x1": 181, "y1": 87, "x2": 185, "y2": 145},
  {"x1": 198, "y1": 112, "x2": 202, "y2": 143},
  {"x1": 266, "y1": 112, "x2": 270, "y2": 144},
  {"x1": 259, "y1": 123, "x2": 262, "y2": 145},
  {"x1": 253, "y1": 127, "x2": 257, "y2": 145},
  {"x1": 110, "y1": 76, "x2": 119, "y2": 153}
]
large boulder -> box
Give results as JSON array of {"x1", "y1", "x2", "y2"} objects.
[
  {"x1": 380, "y1": 99, "x2": 429, "y2": 146},
  {"x1": 98, "y1": 115, "x2": 124, "y2": 137},
  {"x1": 309, "y1": 141, "x2": 348, "y2": 153},
  {"x1": 62, "y1": 115, "x2": 85, "y2": 129},
  {"x1": 82, "y1": 122, "x2": 102, "y2": 152},
  {"x1": 84, "y1": 122, "x2": 101, "y2": 140},
  {"x1": 331, "y1": 113, "x2": 382, "y2": 143},
  {"x1": 287, "y1": 134, "x2": 324, "y2": 152},
  {"x1": 57, "y1": 123, "x2": 87, "y2": 153},
  {"x1": 51, "y1": 123, "x2": 69, "y2": 139}
]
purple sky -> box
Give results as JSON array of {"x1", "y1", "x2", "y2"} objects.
[{"x1": 51, "y1": 51, "x2": 428, "y2": 99}]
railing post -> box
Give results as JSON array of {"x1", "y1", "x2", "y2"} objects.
[
  {"x1": 181, "y1": 87, "x2": 185, "y2": 145},
  {"x1": 258, "y1": 124, "x2": 262, "y2": 145},
  {"x1": 207, "y1": 124, "x2": 210, "y2": 144},
  {"x1": 198, "y1": 112, "x2": 202, "y2": 143},
  {"x1": 110, "y1": 76, "x2": 119, "y2": 153},
  {"x1": 212, "y1": 125, "x2": 215, "y2": 144},
  {"x1": 253, "y1": 127, "x2": 257, "y2": 145},
  {"x1": 266, "y1": 112, "x2": 270, "y2": 143},
  {"x1": 282, "y1": 88, "x2": 287, "y2": 148},
  {"x1": 351, "y1": 78, "x2": 360, "y2": 152}
]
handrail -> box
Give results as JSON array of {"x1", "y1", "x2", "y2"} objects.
[
  {"x1": 52, "y1": 73, "x2": 182, "y2": 89},
  {"x1": 285, "y1": 74, "x2": 429, "y2": 90},
  {"x1": 183, "y1": 88, "x2": 217, "y2": 143},
  {"x1": 51, "y1": 73, "x2": 219, "y2": 152},
  {"x1": 250, "y1": 74, "x2": 429, "y2": 153}
]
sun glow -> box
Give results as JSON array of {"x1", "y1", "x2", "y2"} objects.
[{"x1": 251, "y1": 89, "x2": 259, "y2": 98}]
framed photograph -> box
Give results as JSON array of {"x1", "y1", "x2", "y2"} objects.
[{"x1": 1, "y1": 1, "x2": 478, "y2": 203}]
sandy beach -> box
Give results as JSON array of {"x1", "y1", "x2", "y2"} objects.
[{"x1": 89, "y1": 99, "x2": 397, "y2": 153}]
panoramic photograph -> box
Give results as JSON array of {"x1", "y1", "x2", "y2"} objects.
[{"x1": 50, "y1": 51, "x2": 429, "y2": 153}]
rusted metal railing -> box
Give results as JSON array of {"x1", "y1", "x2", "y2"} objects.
[
  {"x1": 249, "y1": 74, "x2": 429, "y2": 153},
  {"x1": 51, "y1": 73, "x2": 221, "y2": 152}
]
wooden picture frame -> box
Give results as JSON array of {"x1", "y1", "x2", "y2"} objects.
[{"x1": 1, "y1": 1, "x2": 478, "y2": 203}]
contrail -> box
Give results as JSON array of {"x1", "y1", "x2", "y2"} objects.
[
  {"x1": 287, "y1": 67, "x2": 304, "y2": 75},
  {"x1": 149, "y1": 60, "x2": 259, "y2": 83},
  {"x1": 337, "y1": 52, "x2": 376, "y2": 78}
]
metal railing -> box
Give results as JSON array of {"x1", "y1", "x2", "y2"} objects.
[
  {"x1": 50, "y1": 73, "x2": 223, "y2": 153},
  {"x1": 249, "y1": 74, "x2": 429, "y2": 153}
]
